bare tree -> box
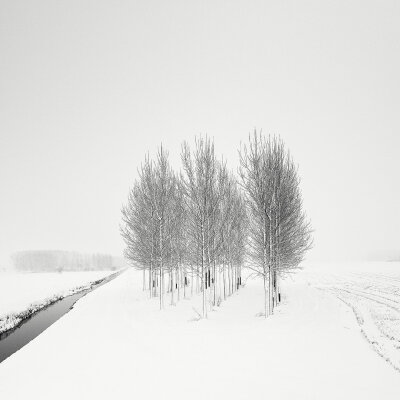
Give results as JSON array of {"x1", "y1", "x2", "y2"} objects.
[
  {"x1": 121, "y1": 155, "x2": 158, "y2": 297},
  {"x1": 144, "y1": 146, "x2": 177, "y2": 309},
  {"x1": 239, "y1": 132, "x2": 312, "y2": 317},
  {"x1": 121, "y1": 147, "x2": 177, "y2": 309},
  {"x1": 239, "y1": 133, "x2": 272, "y2": 317},
  {"x1": 215, "y1": 165, "x2": 247, "y2": 301},
  {"x1": 181, "y1": 136, "x2": 221, "y2": 318}
]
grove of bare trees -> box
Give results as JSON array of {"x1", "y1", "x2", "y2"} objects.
[{"x1": 121, "y1": 133, "x2": 312, "y2": 318}]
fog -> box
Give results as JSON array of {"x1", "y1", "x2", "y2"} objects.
[{"x1": 1, "y1": 0, "x2": 399, "y2": 267}]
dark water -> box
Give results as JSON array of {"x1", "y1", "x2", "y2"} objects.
[{"x1": 0, "y1": 270, "x2": 124, "y2": 363}]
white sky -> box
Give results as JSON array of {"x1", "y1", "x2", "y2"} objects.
[{"x1": 1, "y1": 0, "x2": 399, "y2": 266}]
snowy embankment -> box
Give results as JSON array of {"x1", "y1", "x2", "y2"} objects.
[
  {"x1": 0, "y1": 270, "x2": 114, "y2": 335},
  {"x1": 1, "y1": 264, "x2": 400, "y2": 399}
]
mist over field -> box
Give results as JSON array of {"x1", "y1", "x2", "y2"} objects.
[{"x1": 1, "y1": 1, "x2": 399, "y2": 268}]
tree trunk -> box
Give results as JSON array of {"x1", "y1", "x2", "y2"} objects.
[
  {"x1": 177, "y1": 266, "x2": 180, "y2": 302},
  {"x1": 227, "y1": 264, "x2": 231, "y2": 296},
  {"x1": 263, "y1": 273, "x2": 267, "y2": 319},
  {"x1": 263, "y1": 214, "x2": 269, "y2": 317},
  {"x1": 223, "y1": 264, "x2": 226, "y2": 300},
  {"x1": 201, "y1": 223, "x2": 206, "y2": 318},
  {"x1": 149, "y1": 261, "x2": 153, "y2": 298},
  {"x1": 171, "y1": 267, "x2": 174, "y2": 305},
  {"x1": 159, "y1": 218, "x2": 163, "y2": 310},
  {"x1": 269, "y1": 206, "x2": 273, "y2": 315},
  {"x1": 213, "y1": 260, "x2": 216, "y2": 306}
]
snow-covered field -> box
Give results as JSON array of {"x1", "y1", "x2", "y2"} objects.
[
  {"x1": 0, "y1": 263, "x2": 400, "y2": 399},
  {"x1": 0, "y1": 270, "x2": 114, "y2": 334},
  {"x1": 302, "y1": 262, "x2": 400, "y2": 373}
]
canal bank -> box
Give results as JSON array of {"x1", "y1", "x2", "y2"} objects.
[{"x1": 0, "y1": 269, "x2": 125, "y2": 363}]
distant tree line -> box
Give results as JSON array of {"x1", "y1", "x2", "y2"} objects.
[
  {"x1": 11, "y1": 250, "x2": 123, "y2": 272},
  {"x1": 121, "y1": 133, "x2": 312, "y2": 318}
]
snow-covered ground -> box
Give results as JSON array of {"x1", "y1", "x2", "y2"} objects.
[
  {"x1": 0, "y1": 263, "x2": 400, "y2": 399},
  {"x1": 0, "y1": 270, "x2": 114, "y2": 334},
  {"x1": 302, "y1": 262, "x2": 400, "y2": 373}
]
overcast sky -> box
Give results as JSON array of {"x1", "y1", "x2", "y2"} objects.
[{"x1": 1, "y1": 0, "x2": 399, "y2": 266}]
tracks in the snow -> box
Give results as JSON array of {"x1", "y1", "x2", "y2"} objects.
[{"x1": 312, "y1": 271, "x2": 400, "y2": 372}]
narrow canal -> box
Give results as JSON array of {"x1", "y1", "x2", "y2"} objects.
[{"x1": 0, "y1": 270, "x2": 124, "y2": 363}]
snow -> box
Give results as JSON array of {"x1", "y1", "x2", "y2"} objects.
[
  {"x1": 0, "y1": 263, "x2": 400, "y2": 399},
  {"x1": 302, "y1": 262, "x2": 400, "y2": 372},
  {"x1": 0, "y1": 270, "x2": 114, "y2": 334}
]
